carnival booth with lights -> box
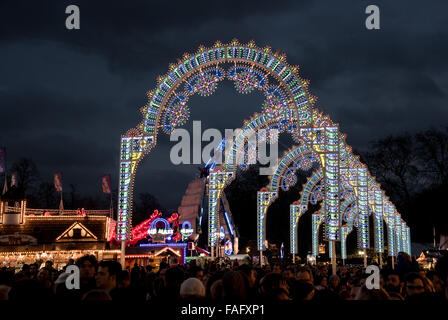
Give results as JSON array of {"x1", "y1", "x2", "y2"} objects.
[
  {"x1": 112, "y1": 209, "x2": 198, "y2": 269},
  {"x1": 0, "y1": 199, "x2": 119, "y2": 270}
]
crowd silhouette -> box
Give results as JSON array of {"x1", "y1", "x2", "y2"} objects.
[{"x1": 0, "y1": 252, "x2": 447, "y2": 302}]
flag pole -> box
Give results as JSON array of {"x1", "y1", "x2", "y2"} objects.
[
  {"x1": 59, "y1": 191, "x2": 64, "y2": 214},
  {"x1": 433, "y1": 226, "x2": 436, "y2": 249},
  {"x1": 2, "y1": 173, "x2": 7, "y2": 196}
]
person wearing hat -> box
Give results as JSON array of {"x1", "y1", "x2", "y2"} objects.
[{"x1": 180, "y1": 277, "x2": 206, "y2": 300}]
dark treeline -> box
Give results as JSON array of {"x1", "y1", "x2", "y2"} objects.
[
  {"x1": 0, "y1": 158, "x2": 113, "y2": 212},
  {"x1": 357, "y1": 126, "x2": 448, "y2": 242}
]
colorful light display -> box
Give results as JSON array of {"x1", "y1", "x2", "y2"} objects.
[
  {"x1": 180, "y1": 221, "x2": 193, "y2": 238},
  {"x1": 208, "y1": 171, "x2": 233, "y2": 247},
  {"x1": 168, "y1": 101, "x2": 190, "y2": 128},
  {"x1": 395, "y1": 214, "x2": 403, "y2": 253},
  {"x1": 118, "y1": 40, "x2": 318, "y2": 242},
  {"x1": 224, "y1": 240, "x2": 233, "y2": 255},
  {"x1": 116, "y1": 40, "x2": 410, "y2": 262},
  {"x1": 387, "y1": 204, "x2": 396, "y2": 257},
  {"x1": 289, "y1": 204, "x2": 301, "y2": 254},
  {"x1": 312, "y1": 212, "x2": 324, "y2": 256},
  {"x1": 373, "y1": 190, "x2": 385, "y2": 253},
  {"x1": 256, "y1": 146, "x2": 321, "y2": 252},
  {"x1": 257, "y1": 191, "x2": 277, "y2": 250},
  {"x1": 405, "y1": 226, "x2": 411, "y2": 255},
  {"x1": 356, "y1": 168, "x2": 369, "y2": 249},
  {"x1": 340, "y1": 226, "x2": 349, "y2": 260}
]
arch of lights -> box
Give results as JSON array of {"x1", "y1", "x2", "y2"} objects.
[
  {"x1": 116, "y1": 40, "x2": 410, "y2": 259},
  {"x1": 260, "y1": 133, "x2": 410, "y2": 258},
  {"x1": 299, "y1": 169, "x2": 411, "y2": 259}
]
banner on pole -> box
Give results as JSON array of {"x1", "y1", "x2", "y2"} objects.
[
  {"x1": 1, "y1": 176, "x2": 7, "y2": 195},
  {"x1": 11, "y1": 171, "x2": 18, "y2": 187},
  {"x1": 102, "y1": 174, "x2": 111, "y2": 194},
  {"x1": 0, "y1": 148, "x2": 5, "y2": 173},
  {"x1": 59, "y1": 198, "x2": 64, "y2": 211},
  {"x1": 54, "y1": 172, "x2": 63, "y2": 192}
]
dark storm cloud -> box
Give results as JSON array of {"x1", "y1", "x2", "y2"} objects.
[{"x1": 1, "y1": 0, "x2": 447, "y2": 209}]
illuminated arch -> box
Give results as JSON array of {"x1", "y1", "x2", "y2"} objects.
[
  {"x1": 256, "y1": 144, "x2": 321, "y2": 250},
  {"x1": 117, "y1": 39, "x2": 317, "y2": 241},
  {"x1": 117, "y1": 40, "x2": 410, "y2": 261}
]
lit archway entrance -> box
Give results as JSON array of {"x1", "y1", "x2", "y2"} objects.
[{"x1": 116, "y1": 40, "x2": 410, "y2": 270}]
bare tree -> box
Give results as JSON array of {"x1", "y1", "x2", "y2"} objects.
[
  {"x1": 36, "y1": 181, "x2": 57, "y2": 208},
  {"x1": 416, "y1": 127, "x2": 448, "y2": 186},
  {"x1": 361, "y1": 134, "x2": 420, "y2": 214},
  {"x1": 10, "y1": 158, "x2": 39, "y2": 195}
]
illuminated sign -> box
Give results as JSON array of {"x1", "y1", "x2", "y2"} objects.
[
  {"x1": 148, "y1": 228, "x2": 173, "y2": 235},
  {"x1": 180, "y1": 221, "x2": 193, "y2": 237},
  {"x1": 225, "y1": 240, "x2": 233, "y2": 255},
  {"x1": 148, "y1": 218, "x2": 172, "y2": 236},
  {"x1": 220, "y1": 226, "x2": 225, "y2": 240}
]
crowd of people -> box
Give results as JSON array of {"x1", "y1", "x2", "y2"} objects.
[{"x1": 0, "y1": 252, "x2": 447, "y2": 302}]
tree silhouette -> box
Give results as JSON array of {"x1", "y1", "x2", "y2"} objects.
[
  {"x1": 416, "y1": 127, "x2": 448, "y2": 186},
  {"x1": 10, "y1": 158, "x2": 39, "y2": 195}
]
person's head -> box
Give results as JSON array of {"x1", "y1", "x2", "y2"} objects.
[
  {"x1": 349, "y1": 279, "x2": 362, "y2": 300},
  {"x1": 314, "y1": 275, "x2": 328, "y2": 288},
  {"x1": 81, "y1": 289, "x2": 112, "y2": 301},
  {"x1": 421, "y1": 275, "x2": 436, "y2": 293},
  {"x1": 37, "y1": 268, "x2": 49, "y2": 282},
  {"x1": 192, "y1": 267, "x2": 204, "y2": 282},
  {"x1": 180, "y1": 277, "x2": 206, "y2": 299},
  {"x1": 260, "y1": 272, "x2": 289, "y2": 298},
  {"x1": 76, "y1": 255, "x2": 98, "y2": 280},
  {"x1": 297, "y1": 267, "x2": 313, "y2": 284},
  {"x1": 117, "y1": 270, "x2": 130, "y2": 288},
  {"x1": 388, "y1": 292, "x2": 404, "y2": 300},
  {"x1": 146, "y1": 265, "x2": 154, "y2": 273},
  {"x1": 386, "y1": 272, "x2": 402, "y2": 293},
  {"x1": 165, "y1": 267, "x2": 185, "y2": 287},
  {"x1": 210, "y1": 279, "x2": 224, "y2": 300},
  {"x1": 45, "y1": 261, "x2": 53, "y2": 269},
  {"x1": 290, "y1": 279, "x2": 315, "y2": 301},
  {"x1": 95, "y1": 260, "x2": 122, "y2": 291},
  {"x1": 239, "y1": 264, "x2": 257, "y2": 288},
  {"x1": 0, "y1": 285, "x2": 11, "y2": 300},
  {"x1": 399, "y1": 252, "x2": 412, "y2": 263},
  {"x1": 426, "y1": 271, "x2": 444, "y2": 293},
  {"x1": 404, "y1": 272, "x2": 425, "y2": 298},
  {"x1": 435, "y1": 254, "x2": 448, "y2": 297},
  {"x1": 30, "y1": 263, "x2": 38, "y2": 275},
  {"x1": 272, "y1": 264, "x2": 281, "y2": 274},
  {"x1": 329, "y1": 274, "x2": 340, "y2": 289},
  {"x1": 222, "y1": 271, "x2": 248, "y2": 301},
  {"x1": 355, "y1": 285, "x2": 390, "y2": 300},
  {"x1": 282, "y1": 268, "x2": 294, "y2": 280}
]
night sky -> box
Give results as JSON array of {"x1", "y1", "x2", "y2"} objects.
[{"x1": 1, "y1": 0, "x2": 447, "y2": 213}]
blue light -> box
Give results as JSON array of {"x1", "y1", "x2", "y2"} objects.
[{"x1": 224, "y1": 210, "x2": 234, "y2": 236}]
